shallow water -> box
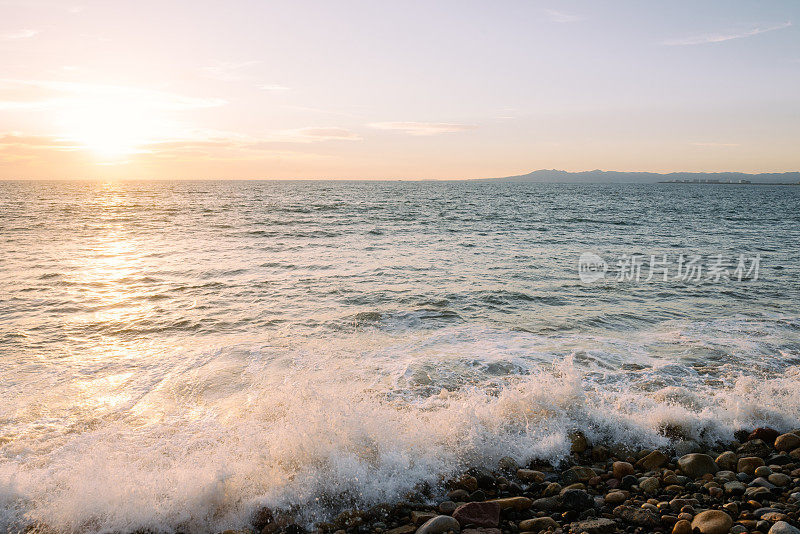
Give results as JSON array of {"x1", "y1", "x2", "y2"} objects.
[{"x1": 1, "y1": 180, "x2": 799, "y2": 532}]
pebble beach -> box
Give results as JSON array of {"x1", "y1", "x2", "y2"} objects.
[{"x1": 231, "y1": 429, "x2": 800, "y2": 534}]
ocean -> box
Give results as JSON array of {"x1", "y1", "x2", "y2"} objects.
[{"x1": 1, "y1": 180, "x2": 799, "y2": 533}]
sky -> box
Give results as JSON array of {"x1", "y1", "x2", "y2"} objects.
[{"x1": 0, "y1": 0, "x2": 798, "y2": 179}]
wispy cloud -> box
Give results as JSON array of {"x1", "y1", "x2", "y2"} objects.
[
  {"x1": 544, "y1": 9, "x2": 581, "y2": 23},
  {"x1": 1, "y1": 29, "x2": 39, "y2": 40},
  {"x1": 692, "y1": 142, "x2": 740, "y2": 147},
  {"x1": 202, "y1": 60, "x2": 259, "y2": 81},
  {"x1": 664, "y1": 21, "x2": 792, "y2": 46},
  {"x1": 260, "y1": 84, "x2": 290, "y2": 92},
  {"x1": 0, "y1": 133, "x2": 79, "y2": 150},
  {"x1": 368, "y1": 122, "x2": 476, "y2": 136},
  {"x1": 0, "y1": 79, "x2": 227, "y2": 110}
]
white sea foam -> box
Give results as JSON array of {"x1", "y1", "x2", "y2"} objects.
[{"x1": 2, "y1": 322, "x2": 800, "y2": 533}]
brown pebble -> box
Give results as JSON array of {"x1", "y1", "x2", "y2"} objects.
[{"x1": 672, "y1": 519, "x2": 692, "y2": 534}]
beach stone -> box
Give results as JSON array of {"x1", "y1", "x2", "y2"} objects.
[
  {"x1": 690, "y1": 510, "x2": 733, "y2": 534},
  {"x1": 730, "y1": 526, "x2": 747, "y2": 534},
  {"x1": 439, "y1": 501, "x2": 458, "y2": 515},
  {"x1": 516, "y1": 468, "x2": 544, "y2": 483},
  {"x1": 452, "y1": 475, "x2": 479, "y2": 492},
  {"x1": 750, "y1": 427, "x2": 780, "y2": 443},
  {"x1": 568, "y1": 518, "x2": 616, "y2": 534},
  {"x1": 591, "y1": 445, "x2": 609, "y2": 462},
  {"x1": 669, "y1": 498, "x2": 700, "y2": 512},
  {"x1": 452, "y1": 502, "x2": 500, "y2": 528},
  {"x1": 612, "y1": 461, "x2": 635, "y2": 479},
  {"x1": 570, "y1": 431, "x2": 589, "y2": 453},
  {"x1": 738, "y1": 439, "x2": 773, "y2": 458},
  {"x1": 724, "y1": 481, "x2": 746, "y2": 495},
  {"x1": 751, "y1": 476, "x2": 776, "y2": 489},
  {"x1": 487, "y1": 496, "x2": 531, "y2": 511},
  {"x1": 563, "y1": 466, "x2": 596, "y2": 484},
  {"x1": 461, "y1": 529, "x2": 499, "y2": 534},
  {"x1": 468, "y1": 490, "x2": 485, "y2": 502},
  {"x1": 762, "y1": 512, "x2": 789, "y2": 522},
  {"x1": 531, "y1": 496, "x2": 560, "y2": 512},
  {"x1": 678, "y1": 453, "x2": 719, "y2": 479},
  {"x1": 412, "y1": 512, "x2": 437, "y2": 526},
  {"x1": 638, "y1": 450, "x2": 669, "y2": 470},
  {"x1": 447, "y1": 489, "x2": 470, "y2": 501},
  {"x1": 560, "y1": 489, "x2": 593, "y2": 510},
  {"x1": 387, "y1": 527, "x2": 416, "y2": 534},
  {"x1": 755, "y1": 465, "x2": 773, "y2": 477},
  {"x1": 768, "y1": 473, "x2": 791, "y2": 486},
  {"x1": 675, "y1": 440, "x2": 702, "y2": 457},
  {"x1": 775, "y1": 433, "x2": 800, "y2": 452},
  {"x1": 613, "y1": 505, "x2": 660, "y2": 528},
  {"x1": 716, "y1": 451, "x2": 738, "y2": 471},
  {"x1": 672, "y1": 519, "x2": 692, "y2": 534},
  {"x1": 738, "y1": 456, "x2": 766, "y2": 475},
  {"x1": 497, "y1": 456, "x2": 517, "y2": 473},
  {"x1": 640, "y1": 476, "x2": 660, "y2": 494},
  {"x1": 769, "y1": 522, "x2": 800, "y2": 534},
  {"x1": 519, "y1": 517, "x2": 558, "y2": 531},
  {"x1": 416, "y1": 515, "x2": 461, "y2": 534},
  {"x1": 605, "y1": 491, "x2": 627, "y2": 505},
  {"x1": 542, "y1": 482, "x2": 561, "y2": 496}
]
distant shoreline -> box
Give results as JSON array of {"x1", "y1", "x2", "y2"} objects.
[{"x1": 657, "y1": 181, "x2": 800, "y2": 185}]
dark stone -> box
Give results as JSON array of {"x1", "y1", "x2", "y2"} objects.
[
  {"x1": 448, "y1": 489, "x2": 470, "y2": 501},
  {"x1": 252, "y1": 507, "x2": 274, "y2": 531},
  {"x1": 737, "y1": 439, "x2": 773, "y2": 458},
  {"x1": 766, "y1": 454, "x2": 793, "y2": 466},
  {"x1": 620, "y1": 475, "x2": 638, "y2": 490},
  {"x1": 560, "y1": 489, "x2": 594, "y2": 511},
  {"x1": 452, "y1": 501, "x2": 501, "y2": 528},
  {"x1": 568, "y1": 518, "x2": 617, "y2": 534},
  {"x1": 748, "y1": 427, "x2": 779, "y2": 445},
  {"x1": 532, "y1": 497, "x2": 560, "y2": 512},
  {"x1": 468, "y1": 490, "x2": 486, "y2": 502},
  {"x1": 613, "y1": 505, "x2": 660, "y2": 528},
  {"x1": 562, "y1": 510, "x2": 579, "y2": 521},
  {"x1": 734, "y1": 429, "x2": 751, "y2": 442}
]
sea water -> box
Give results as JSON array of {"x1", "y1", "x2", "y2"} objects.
[{"x1": 1, "y1": 180, "x2": 799, "y2": 532}]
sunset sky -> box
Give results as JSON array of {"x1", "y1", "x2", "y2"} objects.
[{"x1": 1, "y1": 0, "x2": 798, "y2": 179}]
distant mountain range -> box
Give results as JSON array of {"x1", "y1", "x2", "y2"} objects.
[{"x1": 488, "y1": 169, "x2": 800, "y2": 183}]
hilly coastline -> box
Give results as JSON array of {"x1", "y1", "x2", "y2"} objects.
[{"x1": 489, "y1": 169, "x2": 800, "y2": 183}]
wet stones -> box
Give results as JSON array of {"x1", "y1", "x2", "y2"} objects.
[
  {"x1": 738, "y1": 456, "x2": 766, "y2": 475},
  {"x1": 451, "y1": 502, "x2": 500, "y2": 528},
  {"x1": 716, "y1": 451, "x2": 738, "y2": 471},
  {"x1": 637, "y1": 450, "x2": 669, "y2": 471},
  {"x1": 416, "y1": 515, "x2": 460, "y2": 534},
  {"x1": 775, "y1": 433, "x2": 800, "y2": 452},
  {"x1": 678, "y1": 453, "x2": 719, "y2": 479},
  {"x1": 562, "y1": 465, "x2": 596, "y2": 485},
  {"x1": 612, "y1": 461, "x2": 635, "y2": 479},
  {"x1": 690, "y1": 510, "x2": 733, "y2": 534}
]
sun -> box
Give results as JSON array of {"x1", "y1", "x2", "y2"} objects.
[{"x1": 58, "y1": 97, "x2": 165, "y2": 160}]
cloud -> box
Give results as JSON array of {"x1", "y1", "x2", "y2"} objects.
[
  {"x1": 0, "y1": 79, "x2": 227, "y2": 110},
  {"x1": 692, "y1": 142, "x2": 740, "y2": 147},
  {"x1": 202, "y1": 60, "x2": 259, "y2": 81},
  {"x1": 664, "y1": 21, "x2": 792, "y2": 46},
  {"x1": 544, "y1": 9, "x2": 581, "y2": 23},
  {"x1": 292, "y1": 127, "x2": 361, "y2": 141},
  {"x1": 0, "y1": 133, "x2": 79, "y2": 150},
  {"x1": 1, "y1": 29, "x2": 39, "y2": 40},
  {"x1": 368, "y1": 122, "x2": 476, "y2": 136},
  {"x1": 260, "y1": 84, "x2": 290, "y2": 92}
]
